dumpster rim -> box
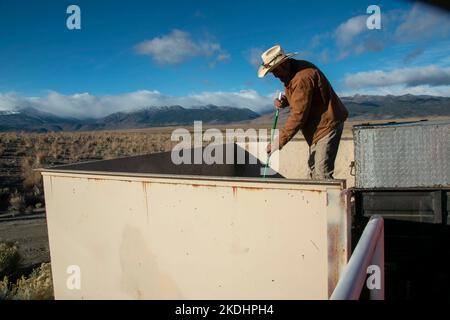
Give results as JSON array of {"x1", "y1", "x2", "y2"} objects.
[{"x1": 37, "y1": 167, "x2": 346, "y2": 187}]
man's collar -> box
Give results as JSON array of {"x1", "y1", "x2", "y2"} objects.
[{"x1": 283, "y1": 60, "x2": 297, "y2": 87}]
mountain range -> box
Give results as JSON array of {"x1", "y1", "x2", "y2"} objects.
[
  {"x1": 340, "y1": 94, "x2": 450, "y2": 119},
  {"x1": 0, "y1": 95, "x2": 449, "y2": 133},
  {"x1": 0, "y1": 105, "x2": 259, "y2": 133},
  {"x1": 253, "y1": 94, "x2": 450, "y2": 125}
]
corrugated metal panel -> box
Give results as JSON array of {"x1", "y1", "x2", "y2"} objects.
[{"x1": 354, "y1": 120, "x2": 450, "y2": 188}]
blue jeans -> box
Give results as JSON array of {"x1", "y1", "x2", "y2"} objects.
[{"x1": 308, "y1": 122, "x2": 344, "y2": 180}]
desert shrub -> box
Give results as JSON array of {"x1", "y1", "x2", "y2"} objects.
[
  {"x1": 0, "y1": 263, "x2": 54, "y2": 300},
  {"x1": 0, "y1": 276, "x2": 11, "y2": 300},
  {"x1": 21, "y1": 156, "x2": 42, "y2": 189},
  {"x1": 8, "y1": 190, "x2": 25, "y2": 214},
  {"x1": 22, "y1": 186, "x2": 43, "y2": 209},
  {"x1": 35, "y1": 151, "x2": 46, "y2": 166},
  {"x1": 0, "y1": 242, "x2": 21, "y2": 279},
  {"x1": 24, "y1": 206, "x2": 34, "y2": 214},
  {"x1": 9, "y1": 263, "x2": 54, "y2": 300}
]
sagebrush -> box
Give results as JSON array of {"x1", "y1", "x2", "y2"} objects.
[{"x1": 0, "y1": 263, "x2": 53, "y2": 300}]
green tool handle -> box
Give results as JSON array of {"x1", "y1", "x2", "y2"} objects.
[{"x1": 263, "y1": 108, "x2": 280, "y2": 178}]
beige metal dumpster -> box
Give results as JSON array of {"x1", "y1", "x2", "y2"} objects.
[{"x1": 40, "y1": 144, "x2": 350, "y2": 300}]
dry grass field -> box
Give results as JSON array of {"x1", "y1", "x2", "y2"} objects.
[{"x1": 0, "y1": 128, "x2": 179, "y2": 213}]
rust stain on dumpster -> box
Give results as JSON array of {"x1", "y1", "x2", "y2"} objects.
[
  {"x1": 231, "y1": 185, "x2": 265, "y2": 197},
  {"x1": 87, "y1": 177, "x2": 104, "y2": 182},
  {"x1": 327, "y1": 223, "x2": 342, "y2": 296},
  {"x1": 310, "y1": 240, "x2": 320, "y2": 251},
  {"x1": 238, "y1": 186, "x2": 264, "y2": 191},
  {"x1": 308, "y1": 189, "x2": 324, "y2": 194},
  {"x1": 142, "y1": 182, "x2": 149, "y2": 224}
]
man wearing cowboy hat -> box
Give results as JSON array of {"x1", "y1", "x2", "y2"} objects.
[{"x1": 259, "y1": 45, "x2": 348, "y2": 180}]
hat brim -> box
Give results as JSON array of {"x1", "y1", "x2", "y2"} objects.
[{"x1": 257, "y1": 52, "x2": 299, "y2": 78}]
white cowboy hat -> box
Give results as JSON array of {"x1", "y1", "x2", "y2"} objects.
[{"x1": 257, "y1": 45, "x2": 299, "y2": 78}]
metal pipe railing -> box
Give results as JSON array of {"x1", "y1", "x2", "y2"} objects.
[{"x1": 330, "y1": 215, "x2": 384, "y2": 300}]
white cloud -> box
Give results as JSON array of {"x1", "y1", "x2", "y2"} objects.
[
  {"x1": 395, "y1": 3, "x2": 450, "y2": 42},
  {"x1": 325, "y1": 4, "x2": 449, "y2": 61},
  {"x1": 208, "y1": 52, "x2": 231, "y2": 68},
  {"x1": 344, "y1": 65, "x2": 450, "y2": 89},
  {"x1": 216, "y1": 53, "x2": 230, "y2": 62},
  {"x1": 135, "y1": 29, "x2": 228, "y2": 65},
  {"x1": 0, "y1": 90, "x2": 273, "y2": 118},
  {"x1": 333, "y1": 14, "x2": 386, "y2": 60},
  {"x1": 309, "y1": 33, "x2": 330, "y2": 49},
  {"x1": 339, "y1": 85, "x2": 450, "y2": 97},
  {"x1": 403, "y1": 48, "x2": 425, "y2": 64},
  {"x1": 318, "y1": 49, "x2": 329, "y2": 64},
  {"x1": 245, "y1": 47, "x2": 264, "y2": 68},
  {"x1": 335, "y1": 15, "x2": 367, "y2": 47}
]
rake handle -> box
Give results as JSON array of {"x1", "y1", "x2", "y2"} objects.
[{"x1": 263, "y1": 108, "x2": 280, "y2": 178}]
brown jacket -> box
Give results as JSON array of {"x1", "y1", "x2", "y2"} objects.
[{"x1": 279, "y1": 59, "x2": 348, "y2": 147}]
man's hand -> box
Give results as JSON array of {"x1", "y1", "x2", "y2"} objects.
[
  {"x1": 273, "y1": 94, "x2": 287, "y2": 109},
  {"x1": 266, "y1": 140, "x2": 280, "y2": 155}
]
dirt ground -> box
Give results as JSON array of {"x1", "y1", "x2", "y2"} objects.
[{"x1": 0, "y1": 216, "x2": 50, "y2": 270}]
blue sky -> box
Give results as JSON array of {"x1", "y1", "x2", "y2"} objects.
[{"x1": 0, "y1": 0, "x2": 449, "y2": 118}]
